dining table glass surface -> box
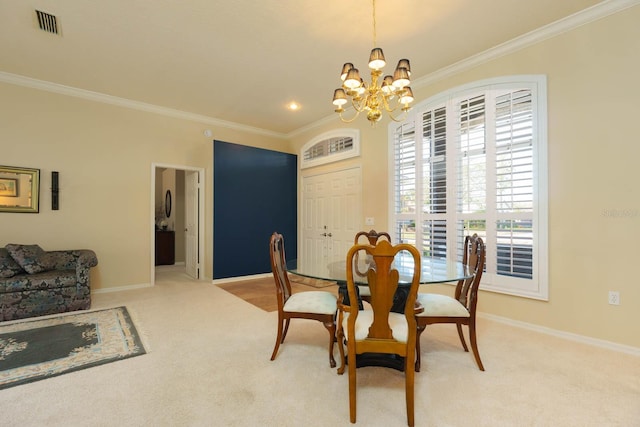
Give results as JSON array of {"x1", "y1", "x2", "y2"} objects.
[{"x1": 288, "y1": 251, "x2": 471, "y2": 285}]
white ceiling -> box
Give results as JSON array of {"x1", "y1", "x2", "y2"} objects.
[{"x1": 0, "y1": 0, "x2": 611, "y2": 136}]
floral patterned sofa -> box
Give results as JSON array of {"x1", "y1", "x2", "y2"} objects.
[{"x1": 0, "y1": 244, "x2": 98, "y2": 321}]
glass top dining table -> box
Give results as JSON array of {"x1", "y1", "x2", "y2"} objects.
[
  {"x1": 288, "y1": 251, "x2": 472, "y2": 371},
  {"x1": 288, "y1": 252, "x2": 471, "y2": 286}
]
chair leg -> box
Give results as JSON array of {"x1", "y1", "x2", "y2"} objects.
[
  {"x1": 281, "y1": 318, "x2": 291, "y2": 343},
  {"x1": 323, "y1": 320, "x2": 337, "y2": 368},
  {"x1": 469, "y1": 320, "x2": 485, "y2": 371},
  {"x1": 415, "y1": 324, "x2": 425, "y2": 372},
  {"x1": 348, "y1": 351, "x2": 357, "y2": 423},
  {"x1": 270, "y1": 315, "x2": 285, "y2": 361},
  {"x1": 456, "y1": 323, "x2": 469, "y2": 352},
  {"x1": 405, "y1": 354, "x2": 415, "y2": 427},
  {"x1": 336, "y1": 326, "x2": 346, "y2": 375}
]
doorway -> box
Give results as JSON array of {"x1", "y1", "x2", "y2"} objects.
[
  {"x1": 151, "y1": 163, "x2": 205, "y2": 285},
  {"x1": 300, "y1": 167, "x2": 362, "y2": 265}
]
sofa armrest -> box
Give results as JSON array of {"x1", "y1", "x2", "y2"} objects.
[{"x1": 47, "y1": 249, "x2": 98, "y2": 272}]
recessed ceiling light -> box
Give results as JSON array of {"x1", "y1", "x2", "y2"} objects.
[{"x1": 287, "y1": 102, "x2": 301, "y2": 111}]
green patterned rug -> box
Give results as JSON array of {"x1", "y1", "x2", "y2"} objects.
[{"x1": 0, "y1": 306, "x2": 146, "y2": 390}]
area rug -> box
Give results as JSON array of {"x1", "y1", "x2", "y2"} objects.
[
  {"x1": 218, "y1": 276, "x2": 338, "y2": 312},
  {"x1": 0, "y1": 306, "x2": 146, "y2": 390}
]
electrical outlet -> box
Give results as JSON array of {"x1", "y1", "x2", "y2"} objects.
[
  {"x1": 365, "y1": 217, "x2": 374, "y2": 226},
  {"x1": 608, "y1": 291, "x2": 620, "y2": 305}
]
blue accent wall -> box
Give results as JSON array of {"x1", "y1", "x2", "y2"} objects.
[{"x1": 213, "y1": 140, "x2": 297, "y2": 279}]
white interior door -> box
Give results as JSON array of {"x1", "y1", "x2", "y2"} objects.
[
  {"x1": 185, "y1": 171, "x2": 199, "y2": 278},
  {"x1": 302, "y1": 167, "x2": 361, "y2": 265}
]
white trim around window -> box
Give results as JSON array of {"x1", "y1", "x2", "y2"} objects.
[{"x1": 388, "y1": 75, "x2": 548, "y2": 300}]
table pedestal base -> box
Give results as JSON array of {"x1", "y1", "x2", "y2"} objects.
[{"x1": 355, "y1": 353, "x2": 405, "y2": 372}]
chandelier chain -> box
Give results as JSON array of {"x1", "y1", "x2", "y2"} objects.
[{"x1": 372, "y1": 0, "x2": 377, "y2": 48}]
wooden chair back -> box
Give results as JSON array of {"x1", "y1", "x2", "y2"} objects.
[
  {"x1": 353, "y1": 230, "x2": 392, "y2": 282},
  {"x1": 354, "y1": 229, "x2": 391, "y2": 245},
  {"x1": 455, "y1": 234, "x2": 485, "y2": 315},
  {"x1": 270, "y1": 232, "x2": 292, "y2": 311}
]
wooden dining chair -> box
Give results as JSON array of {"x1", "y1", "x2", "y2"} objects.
[
  {"x1": 336, "y1": 239, "x2": 422, "y2": 426},
  {"x1": 269, "y1": 232, "x2": 337, "y2": 368},
  {"x1": 415, "y1": 234, "x2": 486, "y2": 372},
  {"x1": 354, "y1": 229, "x2": 391, "y2": 245},
  {"x1": 354, "y1": 230, "x2": 392, "y2": 304}
]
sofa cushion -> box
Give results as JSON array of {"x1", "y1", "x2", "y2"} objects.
[
  {"x1": 0, "y1": 248, "x2": 25, "y2": 278},
  {"x1": 5, "y1": 244, "x2": 55, "y2": 275}
]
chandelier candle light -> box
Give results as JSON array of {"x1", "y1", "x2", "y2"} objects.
[{"x1": 332, "y1": 0, "x2": 414, "y2": 124}]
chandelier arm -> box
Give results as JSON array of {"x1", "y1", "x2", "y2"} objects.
[
  {"x1": 381, "y1": 93, "x2": 399, "y2": 114},
  {"x1": 338, "y1": 109, "x2": 361, "y2": 123},
  {"x1": 351, "y1": 97, "x2": 367, "y2": 113},
  {"x1": 385, "y1": 108, "x2": 409, "y2": 122}
]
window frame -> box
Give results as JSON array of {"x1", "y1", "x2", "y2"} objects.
[
  {"x1": 388, "y1": 75, "x2": 548, "y2": 300},
  {"x1": 300, "y1": 129, "x2": 360, "y2": 169}
]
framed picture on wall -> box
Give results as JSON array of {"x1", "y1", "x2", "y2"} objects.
[
  {"x1": 0, "y1": 166, "x2": 40, "y2": 213},
  {"x1": 0, "y1": 178, "x2": 18, "y2": 197}
]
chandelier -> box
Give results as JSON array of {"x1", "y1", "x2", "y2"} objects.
[{"x1": 332, "y1": 0, "x2": 414, "y2": 124}]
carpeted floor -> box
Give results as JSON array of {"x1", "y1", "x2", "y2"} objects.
[{"x1": 217, "y1": 274, "x2": 339, "y2": 312}]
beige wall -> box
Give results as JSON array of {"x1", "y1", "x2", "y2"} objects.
[
  {"x1": 290, "y1": 6, "x2": 640, "y2": 349},
  {"x1": 0, "y1": 82, "x2": 289, "y2": 290}
]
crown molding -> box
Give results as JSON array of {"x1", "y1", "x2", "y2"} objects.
[{"x1": 0, "y1": 71, "x2": 287, "y2": 139}]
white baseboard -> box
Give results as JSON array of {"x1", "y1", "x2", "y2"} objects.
[
  {"x1": 211, "y1": 273, "x2": 271, "y2": 285},
  {"x1": 92, "y1": 283, "x2": 153, "y2": 294},
  {"x1": 479, "y1": 312, "x2": 640, "y2": 357}
]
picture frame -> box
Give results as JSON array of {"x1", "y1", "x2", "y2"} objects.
[
  {"x1": 0, "y1": 166, "x2": 40, "y2": 213},
  {"x1": 0, "y1": 178, "x2": 17, "y2": 197}
]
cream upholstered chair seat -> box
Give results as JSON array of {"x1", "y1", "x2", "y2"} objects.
[
  {"x1": 283, "y1": 291, "x2": 337, "y2": 315},
  {"x1": 342, "y1": 310, "x2": 409, "y2": 342},
  {"x1": 416, "y1": 293, "x2": 470, "y2": 318}
]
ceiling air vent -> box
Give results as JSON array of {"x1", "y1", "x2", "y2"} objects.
[{"x1": 35, "y1": 10, "x2": 60, "y2": 35}]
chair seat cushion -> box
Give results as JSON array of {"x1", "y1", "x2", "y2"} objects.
[
  {"x1": 416, "y1": 293, "x2": 470, "y2": 318},
  {"x1": 343, "y1": 310, "x2": 409, "y2": 343},
  {"x1": 284, "y1": 291, "x2": 337, "y2": 315}
]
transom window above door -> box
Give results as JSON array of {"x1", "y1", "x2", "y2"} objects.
[{"x1": 301, "y1": 129, "x2": 360, "y2": 169}]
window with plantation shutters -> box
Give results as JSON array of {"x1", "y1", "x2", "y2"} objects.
[{"x1": 390, "y1": 76, "x2": 548, "y2": 300}]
